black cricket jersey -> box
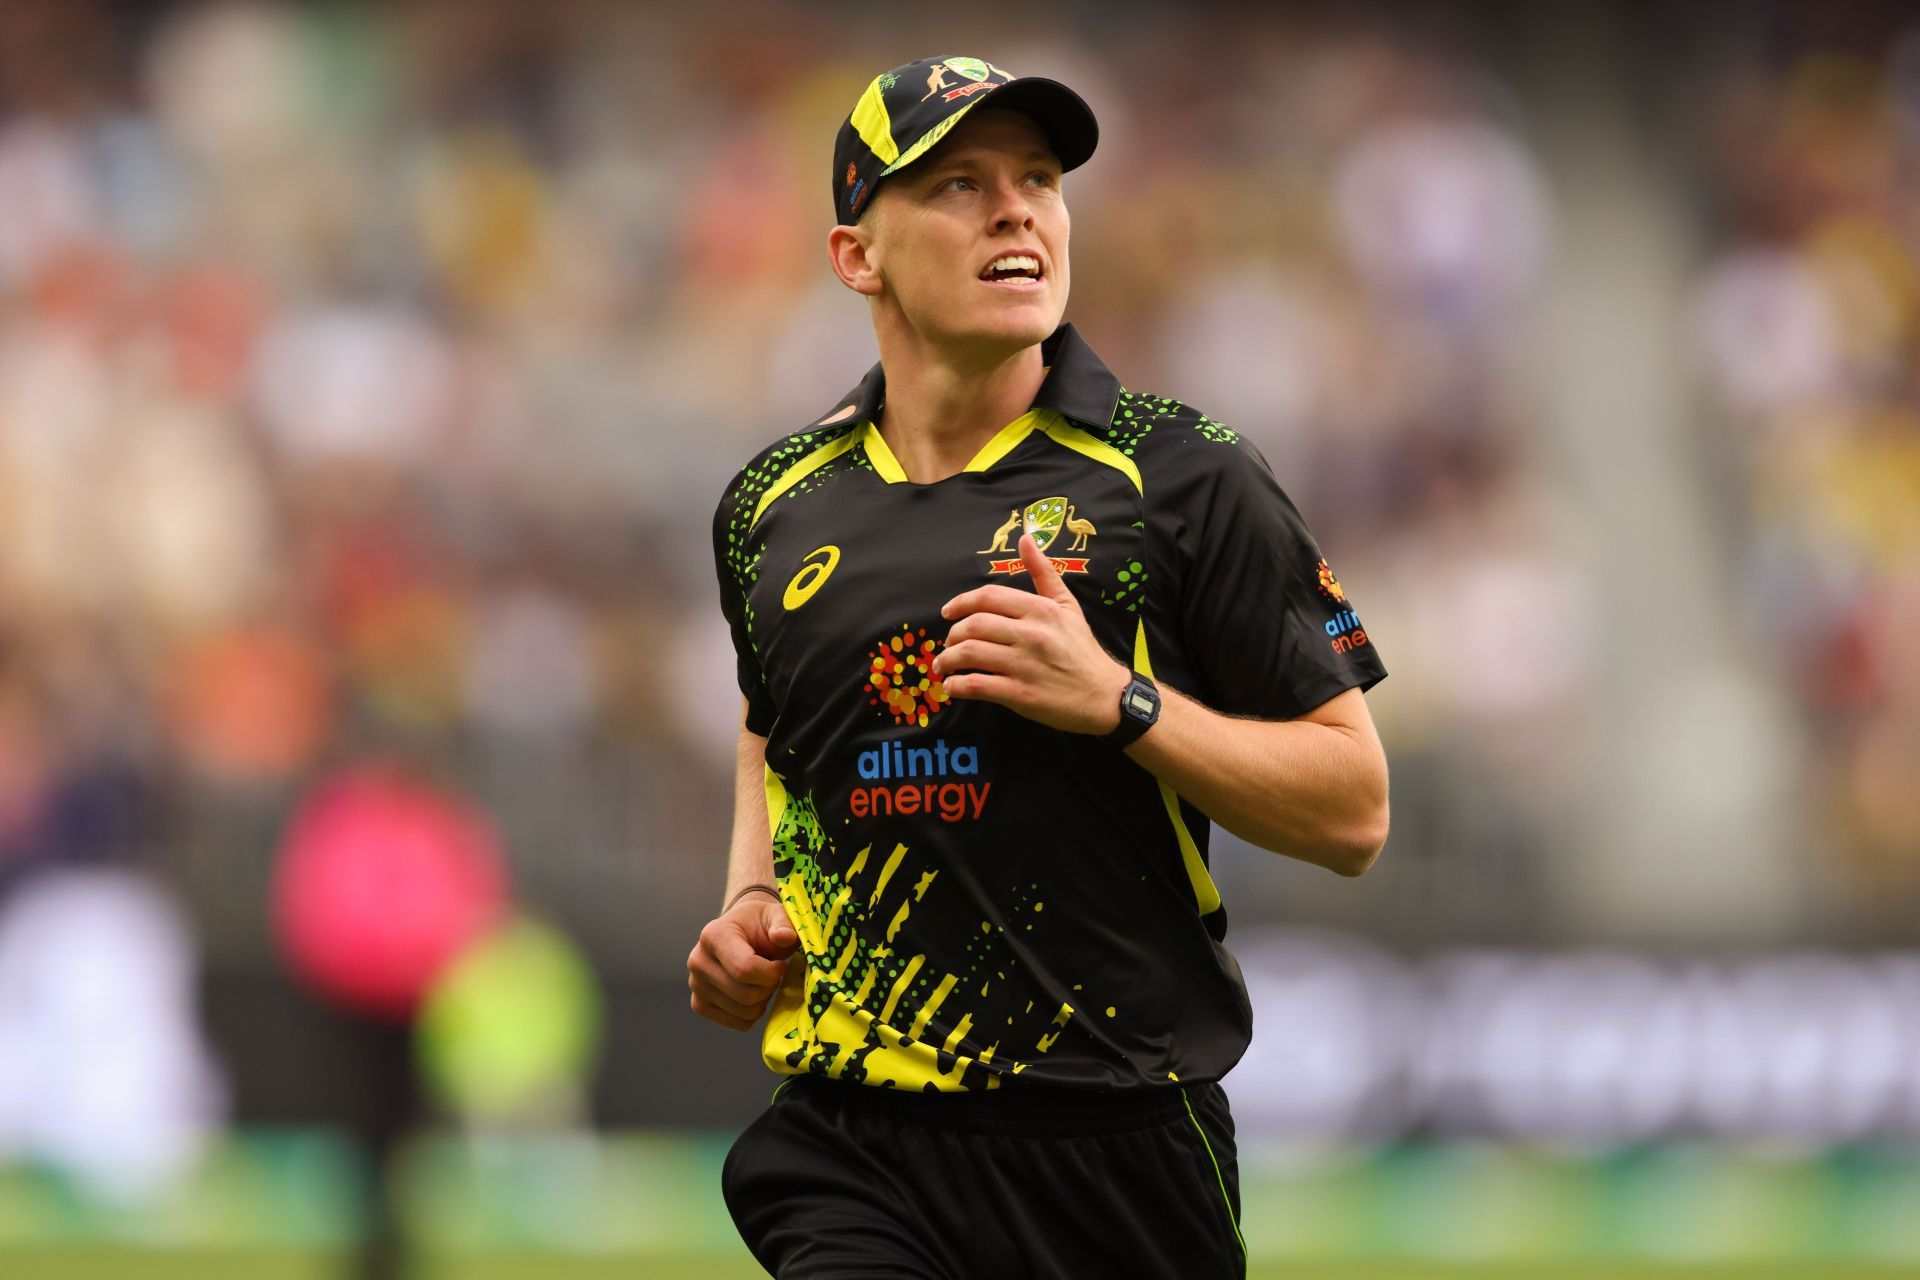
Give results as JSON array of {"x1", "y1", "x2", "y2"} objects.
[{"x1": 711, "y1": 323, "x2": 1387, "y2": 1093}]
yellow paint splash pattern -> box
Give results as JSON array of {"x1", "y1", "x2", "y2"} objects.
[
  {"x1": 1035, "y1": 1002, "x2": 1074, "y2": 1054},
  {"x1": 759, "y1": 771, "x2": 1070, "y2": 1091}
]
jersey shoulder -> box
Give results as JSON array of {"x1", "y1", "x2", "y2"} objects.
[
  {"x1": 715, "y1": 413, "x2": 875, "y2": 528},
  {"x1": 713, "y1": 415, "x2": 871, "y2": 591},
  {"x1": 719, "y1": 416, "x2": 868, "y2": 515},
  {"x1": 1099, "y1": 387, "x2": 1269, "y2": 496}
]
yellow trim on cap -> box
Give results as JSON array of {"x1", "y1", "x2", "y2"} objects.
[
  {"x1": 1135, "y1": 620, "x2": 1222, "y2": 916},
  {"x1": 850, "y1": 77, "x2": 899, "y2": 166},
  {"x1": 882, "y1": 95, "x2": 988, "y2": 176}
]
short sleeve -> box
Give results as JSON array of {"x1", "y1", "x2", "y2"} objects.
[
  {"x1": 1170, "y1": 436, "x2": 1387, "y2": 720},
  {"x1": 711, "y1": 477, "x2": 779, "y2": 737}
]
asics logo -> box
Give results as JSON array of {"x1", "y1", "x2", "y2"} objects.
[{"x1": 784, "y1": 545, "x2": 840, "y2": 610}]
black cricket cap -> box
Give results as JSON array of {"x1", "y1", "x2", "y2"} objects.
[{"x1": 832, "y1": 55, "x2": 1098, "y2": 226}]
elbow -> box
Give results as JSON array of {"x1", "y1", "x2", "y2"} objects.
[
  {"x1": 1329, "y1": 802, "x2": 1390, "y2": 878},
  {"x1": 1334, "y1": 757, "x2": 1391, "y2": 877},
  {"x1": 1255, "y1": 805, "x2": 1387, "y2": 877}
]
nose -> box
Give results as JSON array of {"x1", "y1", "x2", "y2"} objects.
[{"x1": 985, "y1": 178, "x2": 1037, "y2": 233}]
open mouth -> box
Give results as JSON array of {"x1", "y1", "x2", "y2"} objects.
[{"x1": 979, "y1": 253, "x2": 1044, "y2": 286}]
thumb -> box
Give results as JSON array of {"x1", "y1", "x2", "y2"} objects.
[
  {"x1": 1019, "y1": 532, "x2": 1074, "y2": 603},
  {"x1": 760, "y1": 900, "x2": 800, "y2": 957}
]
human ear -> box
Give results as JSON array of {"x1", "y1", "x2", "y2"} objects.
[{"x1": 827, "y1": 222, "x2": 883, "y2": 297}]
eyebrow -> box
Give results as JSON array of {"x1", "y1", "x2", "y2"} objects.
[{"x1": 922, "y1": 147, "x2": 1060, "y2": 169}]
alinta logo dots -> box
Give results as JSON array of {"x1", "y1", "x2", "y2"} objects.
[
  {"x1": 979, "y1": 496, "x2": 1095, "y2": 576},
  {"x1": 1315, "y1": 558, "x2": 1371, "y2": 655},
  {"x1": 862, "y1": 625, "x2": 948, "y2": 727}
]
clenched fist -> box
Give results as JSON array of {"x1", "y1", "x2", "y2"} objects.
[{"x1": 687, "y1": 893, "x2": 801, "y2": 1031}]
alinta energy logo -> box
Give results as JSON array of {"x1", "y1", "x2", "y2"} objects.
[
  {"x1": 854, "y1": 624, "x2": 990, "y2": 823},
  {"x1": 1315, "y1": 558, "x2": 1371, "y2": 656},
  {"x1": 978, "y1": 496, "x2": 1095, "y2": 576},
  {"x1": 850, "y1": 736, "x2": 990, "y2": 824}
]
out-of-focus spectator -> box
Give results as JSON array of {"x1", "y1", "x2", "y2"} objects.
[
  {"x1": 0, "y1": 869, "x2": 225, "y2": 1203},
  {"x1": 1687, "y1": 24, "x2": 1920, "y2": 909}
]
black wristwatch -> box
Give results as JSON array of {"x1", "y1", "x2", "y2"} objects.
[{"x1": 1102, "y1": 670, "x2": 1161, "y2": 748}]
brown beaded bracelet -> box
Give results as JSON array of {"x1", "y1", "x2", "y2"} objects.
[{"x1": 724, "y1": 883, "x2": 782, "y2": 913}]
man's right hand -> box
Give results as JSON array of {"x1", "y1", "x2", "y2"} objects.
[{"x1": 687, "y1": 893, "x2": 801, "y2": 1031}]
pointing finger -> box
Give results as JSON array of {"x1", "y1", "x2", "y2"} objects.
[{"x1": 1018, "y1": 533, "x2": 1075, "y2": 604}]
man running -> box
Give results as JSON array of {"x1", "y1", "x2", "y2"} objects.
[{"x1": 691, "y1": 54, "x2": 1390, "y2": 1278}]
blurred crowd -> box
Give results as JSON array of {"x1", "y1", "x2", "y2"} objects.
[
  {"x1": 0, "y1": 0, "x2": 1583, "y2": 984},
  {"x1": 0, "y1": 0, "x2": 1915, "y2": 1206},
  {"x1": 1687, "y1": 19, "x2": 1920, "y2": 912}
]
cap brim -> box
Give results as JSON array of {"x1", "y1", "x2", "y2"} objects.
[{"x1": 980, "y1": 77, "x2": 1099, "y2": 172}]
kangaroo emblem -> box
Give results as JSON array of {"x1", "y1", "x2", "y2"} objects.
[
  {"x1": 1063, "y1": 504, "x2": 1097, "y2": 552},
  {"x1": 980, "y1": 507, "x2": 1022, "y2": 554}
]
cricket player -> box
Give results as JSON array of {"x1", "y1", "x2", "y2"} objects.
[{"x1": 689, "y1": 54, "x2": 1390, "y2": 1278}]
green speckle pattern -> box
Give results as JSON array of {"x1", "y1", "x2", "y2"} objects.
[
  {"x1": 719, "y1": 424, "x2": 866, "y2": 657},
  {"x1": 1103, "y1": 387, "x2": 1241, "y2": 453},
  {"x1": 1102, "y1": 555, "x2": 1149, "y2": 614},
  {"x1": 1096, "y1": 389, "x2": 1237, "y2": 615}
]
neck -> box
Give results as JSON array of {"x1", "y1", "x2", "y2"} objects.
[{"x1": 871, "y1": 320, "x2": 1049, "y2": 484}]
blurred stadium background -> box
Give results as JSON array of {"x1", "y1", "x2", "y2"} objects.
[{"x1": 1, "y1": 1, "x2": 1919, "y2": 1277}]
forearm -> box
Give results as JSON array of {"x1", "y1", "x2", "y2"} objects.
[
  {"x1": 690, "y1": 701, "x2": 800, "y2": 1033},
  {"x1": 1124, "y1": 680, "x2": 1388, "y2": 875},
  {"x1": 722, "y1": 701, "x2": 778, "y2": 907},
  {"x1": 929, "y1": 536, "x2": 1386, "y2": 873}
]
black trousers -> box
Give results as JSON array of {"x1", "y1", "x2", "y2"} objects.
[{"x1": 721, "y1": 1072, "x2": 1247, "y2": 1279}]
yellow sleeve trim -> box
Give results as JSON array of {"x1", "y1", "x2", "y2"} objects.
[
  {"x1": 750, "y1": 429, "x2": 862, "y2": 530},
  {"x1": 762, "y1": 764, "x2": 789, "y2": 837},
  {"x1": 1134, "y1": 621, "x2": 1222, "y2": 916}
]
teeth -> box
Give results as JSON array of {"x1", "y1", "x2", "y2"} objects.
[{"x1": 983, "y1": 254, "x2": 1040, "y2": 279}]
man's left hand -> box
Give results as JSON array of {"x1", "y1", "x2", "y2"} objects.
[{"x1": 935, "y1": 533, "x2": 1130, "y2": 735}]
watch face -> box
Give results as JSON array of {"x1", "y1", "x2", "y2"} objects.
[{"x1": 1126, "y1": 686, "x2": 1158, "y2": 719}]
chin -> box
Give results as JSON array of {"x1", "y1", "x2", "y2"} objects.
[{"x1": 942, "y1": 304, "x2": 1062, "y2": 355}]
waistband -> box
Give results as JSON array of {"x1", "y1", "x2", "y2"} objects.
[{"x1": 775, "y1": 1071, "x2": 1210, "y2": 1135}]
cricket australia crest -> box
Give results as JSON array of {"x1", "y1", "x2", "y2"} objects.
[{"x1": 978, "y1": 496, "x2": 1096, "y2": 576}]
